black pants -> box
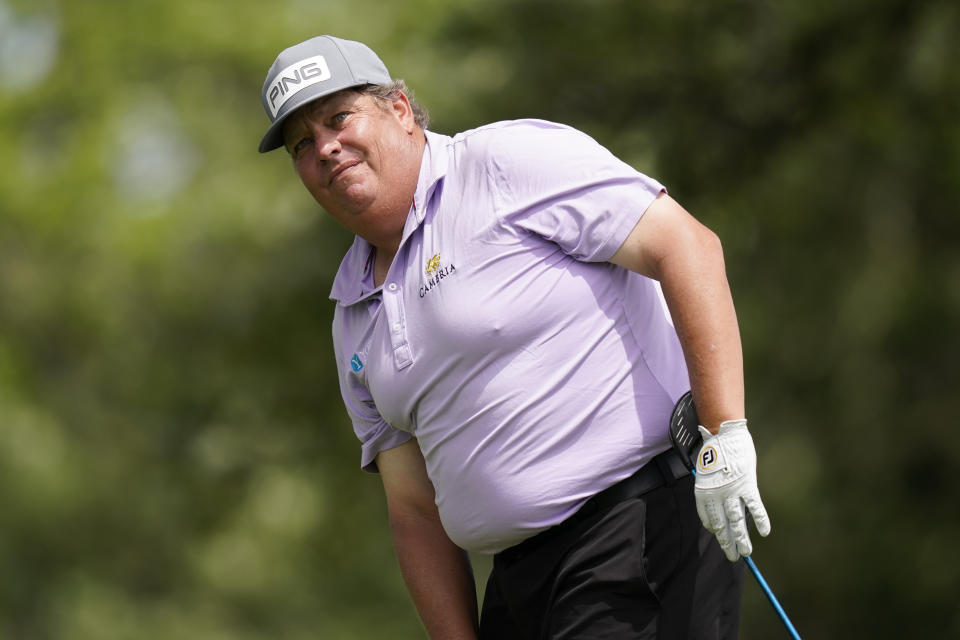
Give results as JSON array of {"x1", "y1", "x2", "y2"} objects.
[{"x1": 479, "y1": 456, "x2": 744, "y2": 639}]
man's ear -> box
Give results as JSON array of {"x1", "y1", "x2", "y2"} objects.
[{"x1": 390, "y1": 92, "x2": 417, "y2": 134}]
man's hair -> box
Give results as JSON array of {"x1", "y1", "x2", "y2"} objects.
[{"x1": 362, "y1": 80, "x2": 430, "y2": 130}]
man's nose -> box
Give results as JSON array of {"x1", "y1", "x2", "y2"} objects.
[{"x1": 315, "y1": 131, "x2": 341, "y2": 160}]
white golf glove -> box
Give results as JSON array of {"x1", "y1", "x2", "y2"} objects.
[{"x1": 695, "y1": 420, "x2": 771, "y2": 561}]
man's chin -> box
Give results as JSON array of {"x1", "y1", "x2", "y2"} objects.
[{"x1": 320, "y1": 191, "x2": 377, "y2": 221}]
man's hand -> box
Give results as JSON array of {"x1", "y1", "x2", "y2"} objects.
[{"x1": 694, "y1": 420, "x2": 771, "y2": 561}]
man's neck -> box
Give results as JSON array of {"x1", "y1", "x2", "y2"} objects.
[
  {"x1": 368, "y1": 129, "x2": 426, "y2": 288},
  {"x1": 373, "y1": 246, "x2": 396, "y2": 288}
]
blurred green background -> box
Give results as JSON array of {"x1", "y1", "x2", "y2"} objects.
[{"x1": 1, "y1": 0, "x2": 958, "y2": 638}]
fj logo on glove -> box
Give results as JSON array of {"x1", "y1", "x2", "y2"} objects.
[{"x1": 698, "y1": 446, "x2": 718, "y2": 471}]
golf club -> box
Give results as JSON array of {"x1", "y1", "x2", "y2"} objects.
[{"x1": 669, "y1": 392, "x2": 802, "y2": 640}]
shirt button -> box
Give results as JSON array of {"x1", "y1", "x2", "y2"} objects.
[
  {"x1": 393, "y1": 323, "x2": 402, "y2": 332},
  {"x1": 387, "y1": 282, "x2": 398, "y2": 291}
]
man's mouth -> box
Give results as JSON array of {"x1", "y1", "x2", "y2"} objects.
[{"x1": 328, "y1": 160, "x2": 360, "y2": 186}]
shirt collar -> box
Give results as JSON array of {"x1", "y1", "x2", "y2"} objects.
[
  {"x1": 329, "y1": 130, "x2": 452, "y2": 306},
  {"x1": 412, "y1": 129, "x2": 450, "y2": 223}
]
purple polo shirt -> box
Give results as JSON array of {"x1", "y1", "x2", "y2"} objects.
[{"x1": 330, "y1": 119, "x2": 690, "y2": 554}]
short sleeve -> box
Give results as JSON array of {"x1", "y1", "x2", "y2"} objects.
[
  {"x1": 489, "y1": 121, "x2": 665, "y2": 262},
  {"x1": 332, "y1": 313, "x2": 412, "y2": 473}
]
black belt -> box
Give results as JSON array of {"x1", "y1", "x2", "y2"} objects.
[{"x1": 497, "y1": 449, "x2": 691, "y2": 564}]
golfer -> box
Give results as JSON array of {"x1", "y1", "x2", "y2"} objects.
[{"x1": 258, "y1": 35, "x2": 771, "y2": 640}]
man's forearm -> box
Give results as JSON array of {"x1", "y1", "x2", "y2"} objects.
[
  {"x1": 657, "y1": 227, "x2": 745, "y2": 433},
  {"x1": 390, "y1": 511, "x2": 479, "y2": 640},
  {"x1": 643, "y1": 203, "x2": 772, "y2": 561}
]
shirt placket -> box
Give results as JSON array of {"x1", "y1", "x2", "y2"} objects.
[{"x1": 382, "y1": 279, "x2": 413, "y2": 369}]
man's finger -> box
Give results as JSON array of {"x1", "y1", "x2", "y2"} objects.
[
  {"x1": 716, "y1": 523, "x2": 739, "y2": 561},
  {"x1": 744, "y1": 491, "x2": 771, "y2": 537},
  {"x1": 725, "y1": 496, "x2": 752, "y2": 558}
]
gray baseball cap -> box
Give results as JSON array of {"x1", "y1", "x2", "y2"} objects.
[{"x1": 258, "y1": 35, "x2": 392, "y2": 153}]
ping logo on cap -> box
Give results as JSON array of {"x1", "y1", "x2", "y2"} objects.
[{"x1": 267, "y1": 55, "x2": 332, "y2": 118}]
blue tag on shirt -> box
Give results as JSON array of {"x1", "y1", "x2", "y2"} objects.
[{"x1": 350, "y1": 353, "x2": 364, "y2": 373}]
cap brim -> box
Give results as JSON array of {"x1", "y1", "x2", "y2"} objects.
[{"x1": 258, "y1": 116, "x2": 292, "y2": 153}]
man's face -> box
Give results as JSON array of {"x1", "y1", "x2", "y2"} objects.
[{"x1": 281, "y1": 90, "x2": 420, "y2": 243}]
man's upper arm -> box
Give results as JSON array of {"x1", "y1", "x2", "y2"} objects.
[
  {"x1": 376, "y1": 440, "x2": 438, "y2": 518},
  {"x1": 611, "y1": 191, "x2": 745, "y2": 431},
  {"x1": 609, "y1": 192, "x2": 720, "y2": 279}
]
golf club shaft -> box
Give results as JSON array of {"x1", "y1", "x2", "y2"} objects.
[
  {"x1": 743, "y1": 556, "x2": 802, "y2": 640},
  {"x1": 687, "y1": 467, "x2": 801, "y2": 639}
]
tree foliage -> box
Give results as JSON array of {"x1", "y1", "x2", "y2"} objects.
[{"x1": 1, "y1": 0, "x2": 957, "y2": 638}]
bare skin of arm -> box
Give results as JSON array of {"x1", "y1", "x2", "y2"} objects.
[
  {"x1": 377, "y1": 440, "x2": 480, "y2": 639},
  {"x1": 610, "y1": 192, "x2": 745, "y2": 434}
]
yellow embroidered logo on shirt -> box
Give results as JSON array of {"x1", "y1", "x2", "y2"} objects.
[
  {"x1": 419, "y1": 254, "x2": 458, "y2": 298},
  {"x1": 425, "y1": 253, "x2": 441, "y2": 275}
]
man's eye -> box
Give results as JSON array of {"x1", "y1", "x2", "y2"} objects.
[
  {"x1": 331, "y1": 112, "x2": 349, "y2": 125},
  {"x1": 292, "y1": 137, "x2": 312, "y2": 155}
]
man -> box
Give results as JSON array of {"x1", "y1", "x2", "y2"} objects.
[{"x1": 258, "y1": 35, "x2": 770, "y2": 639}]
